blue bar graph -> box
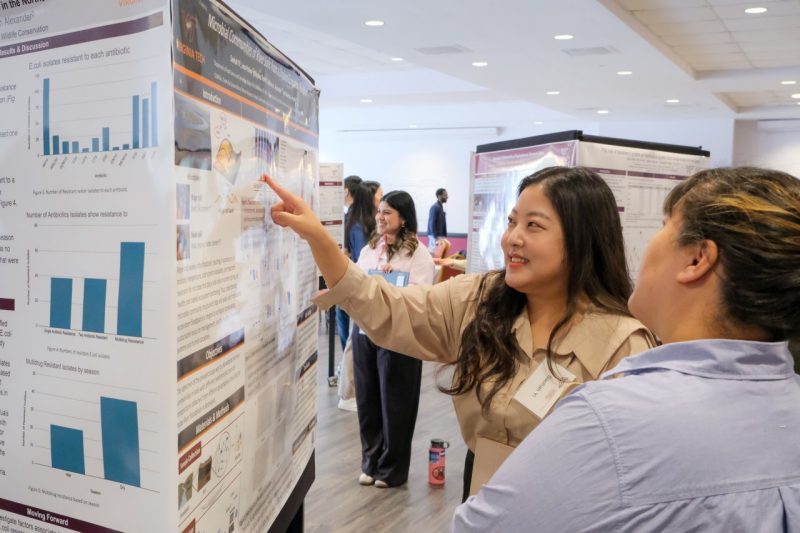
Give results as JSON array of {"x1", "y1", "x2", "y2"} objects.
[
  {"x1": 82, "y1": 278, "x2": 107, "y2": 333},
  {"x1": 50, "y1": 277, "x2": 72, "y2": 329},
  {"x1": 132, "y1": 95, "x2": 140, "y2": 149},
  {"x1": 142, "y1": 98, "x2": 149, "y2": 148},
  {"x1": 50, "y1": 425, "x2": 85, "y2": 475},
  {"x1": 41, "y1": 78, "x2": 159, "y2": 156},
  {"x1": 100, "y1": 397, "x2": 141, "y2": 487},
  {"x1": 150, "y1": 82, "x2": 158, "y2": 146},
  {"x1": 117, "y1": 242, "x2": 144, "y2": 337},
  {"x1": 43, "y1": 78, "x2": 50, "y2": 156}
]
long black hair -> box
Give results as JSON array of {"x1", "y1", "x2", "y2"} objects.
[
  {"x1": 369, "y1": 190, "x2": 420, "y2": 261},
  {"x1": 344, "y1": 183, "x2": 376, "y2": 253},
  {"x1": 441, "y1": 166, "x2": 633, "y2": 413}
]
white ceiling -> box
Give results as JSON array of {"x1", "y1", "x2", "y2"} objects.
[{"x1": 225, "y1": 0, "x2": 800, "y2": 133}]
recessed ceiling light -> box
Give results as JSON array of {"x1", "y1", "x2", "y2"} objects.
[
  {"x1": 744, "y1": 7, "x2": 767, "y2": 14},
  {"x1": 792, "y1": 93, "x2": 800, "y2": 99},
  {"x1": 546, "y1": 91, "x2": 560, "y2": 95},
  {"x1": 472, "y1": 61, "x2": 488, "y2": 67},
  {"x1": 360, "y1": 98, "x2": 373, "y2": 104},
  {"x1": 780, "y1": 80, "x2": 797, "y2": 85},
  {"x1": 408, "y1": 124, "x2": 418, "y2": 128},
  {"x1": 364, "y1": 20, "x2": 385, "y2": 26},
  {"x1": 391, "y1": 57, "x2": 404, "y2": 62},
  {"x1": 666, "y1": 99, "x2": 680, "y2": 104},
  {"x1": 554, "y1": 34, "x2": 574, "y2": 40},
  {"x1": 617, "y1": 71, "x2": 633, "y2": 76},
  {"x1": 597, "y1": 109, "x2": 609, "y2": 114},
  {"x1": 534, "y1": 121, "x2": 544, "y2": 125}
]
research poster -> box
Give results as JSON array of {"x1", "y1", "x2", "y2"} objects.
[
  {"x1": 467, "y1": 136, "x2": 708, "y2": 278},
  {"x1": 577, "y1": 142, "x2": 708, "y2": 279},
  {"x1": 468, "y1": 141, "x2": 578, "y2": 273},
  {"x1": 318, "y1": 163, "x2": 344, "y2": 249},
  {"x1": 0, "y1": 0, "x2": 319, "y2": 531}
]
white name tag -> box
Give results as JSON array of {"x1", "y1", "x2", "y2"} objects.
[{"x1": 513, "y1": 362, "x2": 577, "y2": 419}]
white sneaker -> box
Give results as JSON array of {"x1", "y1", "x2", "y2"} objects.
[
  {"x1": 337, "y1": 397, "x2": 357, "y2": 412},
  {"x1": 358, "y1": 473, "x2": 374, "y2": 485},
  {"x1": 374, "y1": 480, "x2": 389, "y2": 488}
]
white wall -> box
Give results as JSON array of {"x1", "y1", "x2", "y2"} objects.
[
  {"x1": 733, "y1": 120, "x2": 800, "y2": 177},
  {"x1": 319, "y1": 115, "x2": 799, "y2": 256},
  {"x1": 596, "y1": 118, "x2": 735, "y2": 169},
  {"x1": 320, "y1": 127, "x2": 536, "y2": 235}
]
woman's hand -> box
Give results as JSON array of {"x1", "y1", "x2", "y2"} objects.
[
  {"x1": 379, "y1": 263, "x2": 394, "y2": 273},
  {"x1": 261, "y1": 173, "x2": 350, "y2": 288},
  {"x1": 433, "y1": 257, "x2": 454, "y2": 267},
  {"x1": 261, "y1": 174, "x2": 325, "y2": 242}
]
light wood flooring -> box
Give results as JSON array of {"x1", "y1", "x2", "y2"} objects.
[{"x1": 304, "y1": 333, "x2": 467, "y2": 533}]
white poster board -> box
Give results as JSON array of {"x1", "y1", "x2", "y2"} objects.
[
  {"x1": 318, "y1": 163, "x2": 345, "y2": 249},
  {"x1": 0, "y1": 1, "x2": 318, "y2": 531},
  {"x1": 468, "y1": 133, "x2": 709, "y2": 278}
]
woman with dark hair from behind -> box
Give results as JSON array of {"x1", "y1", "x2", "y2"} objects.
[
  {"x1": 351, "y1": 190, "x2": 434, "y2": 488},
  {"x1": 343, "y1": 183, "x2": 376, "y2": 264},
  {"x1": 453, "y1": 167, "x2": 800, "y2": 532},
  {"x1": 262, "y1": 166, "x2": 656, "y2": 498}
]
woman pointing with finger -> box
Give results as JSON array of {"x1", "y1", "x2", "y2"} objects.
[{"x1": 263, "y1": 166, "x2": 655, "y2": 498}]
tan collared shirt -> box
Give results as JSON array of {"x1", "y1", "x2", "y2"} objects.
[{"x1": 315, "y1": 262, "x2": 656, "y2": 451}]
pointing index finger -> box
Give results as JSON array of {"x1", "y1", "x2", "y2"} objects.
[{"x1": 261, "y1": 174, "x2": 292, "y2": 202}]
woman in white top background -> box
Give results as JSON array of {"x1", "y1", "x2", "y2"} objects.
[{"x1": 352, "y1": 190, "x2": 435, "y2": 488}]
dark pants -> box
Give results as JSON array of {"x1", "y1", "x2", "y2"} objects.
[
  {"x1": 336, "y1": 306, "x2": 350, "y2": 350},
  {"x1": 352, "y1": 326, "x2": 422, "y2": 486},
  {"x1": 463, "y1": 449, "x2": 475, "y2": 502}
]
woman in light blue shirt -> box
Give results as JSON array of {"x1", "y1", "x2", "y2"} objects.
[{"x1": 453, "y1": 167, "x2": 800, "y2": 532}]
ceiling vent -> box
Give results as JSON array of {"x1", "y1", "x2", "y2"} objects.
[
  {"x1": 415, "y1": 44, "x2": 473, "y2": 55},
  {"x1": 562, "y1": 46, "x2": 619, "y2": 57}
]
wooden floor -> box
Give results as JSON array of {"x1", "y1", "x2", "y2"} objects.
[{"x1": 305, "y1": 332, "x2": 468, "y2": 533}]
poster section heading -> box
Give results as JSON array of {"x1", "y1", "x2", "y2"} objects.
[{"x1": 172, "y1": 0, "x2": 318, "y2": 147}]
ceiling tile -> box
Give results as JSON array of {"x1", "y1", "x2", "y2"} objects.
[
  {"x1": 723, "y1": 15, "x2": 800, "y2": 31},
  {"x1": 712, "y1": 1, "x2": 800, "y2": 18},
  {"x1": 739, "y1": 40, "x2": 800, "y2": 52},
  {"x1": 732, "y1": 28, "x2": 800, "y2": 41},
  {"x1": 707, "y1": 0, "x2": 787, "y2": 5},
  {"x1": 617, "y1": 0, "x2": 707, "y2": 9},
  {"x1": 661, "y1": 32, "x2": 734, "y2": 46},
  {"x1": 647, "y1": 19, "x2": 728, "y2": 35},
  {"x1": 673, "y1": 42, "x2": 743, "y2": 54},
  {"x1": 634, "y1": 7, "x2": 719, "y2": 24}
]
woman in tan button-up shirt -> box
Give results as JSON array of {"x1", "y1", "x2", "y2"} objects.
[{"x1": 263, "y1": 167, "x2": 656, "y2": 499}]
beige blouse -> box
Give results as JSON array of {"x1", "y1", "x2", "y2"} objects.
[{"x1": 315, "y1": 262, "x2": 656, "y2": 451}]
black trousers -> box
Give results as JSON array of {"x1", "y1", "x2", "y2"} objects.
[
  {"x1": 352, "y1": 326, "x2": 422, "y2": 486},
  {"x1": 463, "y1": 449, "x2": 475, "y2": 502}
]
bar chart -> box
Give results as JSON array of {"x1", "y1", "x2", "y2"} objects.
[
  {"x1": 48, "y1": 395, "x2": 142, "y2": 487},
  {"x1": 48, "y1": 241, "x2": 145, "y2": 337},
  {"x1": 41, "y1": 75, "x2": 159, "y2": 156}
]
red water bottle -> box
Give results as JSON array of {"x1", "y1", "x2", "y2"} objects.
[{"x1": 428, "y1": 438, "x2": 449, "y2": 485}]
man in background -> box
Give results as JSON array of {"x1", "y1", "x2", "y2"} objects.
[{"x1": 427, "y1": 188, "x2": 448, "y2": 251}]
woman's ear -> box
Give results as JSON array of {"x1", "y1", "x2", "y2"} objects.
[{"x1": 677, "y1": 240, "x2": 719, "y2": 284}]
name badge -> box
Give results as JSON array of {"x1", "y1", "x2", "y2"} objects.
[{"x1": 513, "y1": 362, "x2": 577, "y2": 419}]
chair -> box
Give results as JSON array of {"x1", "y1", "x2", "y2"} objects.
[{"x1": 431, "y1": 238, "x2": 451, "y2": 259}]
